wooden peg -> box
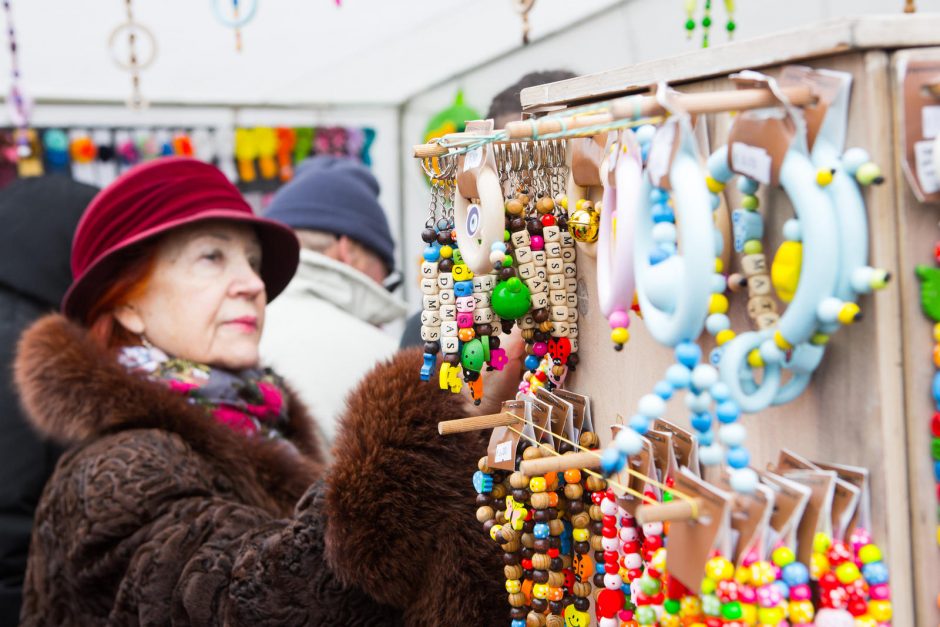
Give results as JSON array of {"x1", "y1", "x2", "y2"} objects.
[
  {"x1": 519, "y1": 451, "x2": 602, "y2": 475},
  {"x1": 437, "y1": 412, "x2": 519, "y2": 435},
  {"x1": 636, "y1": 498, "x2": 703, "y2": 525}
]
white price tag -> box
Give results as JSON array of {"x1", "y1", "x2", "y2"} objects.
[
  {"x1": 464, "y1": 147, "x2": 483, "y2": 171},
  {"x1": 923, "y1": 105, "x2": 940, "y2": 139},
  {"x1": 731, "y1": 142, "x2": 772, "y2": 185},
  {"x1": 495, "y1": 440, "x2": 513, "y2": 463},
  {"x1": 646, "y1": 123, "x2": 676, "y2": 184},
  {"x1": 915, "y1": 138, "x2": 940, "y2": 194}
]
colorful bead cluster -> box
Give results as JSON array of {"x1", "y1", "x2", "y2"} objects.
[
  {"x1": 684, "y1": 0, "x2": 736, "y2": 48},
  {"x1": 811, "y1": 531, "x2": 893, "y2": 624},
  {"x1": 916, "y1": 241, "x2": 940, "y2": 565}
]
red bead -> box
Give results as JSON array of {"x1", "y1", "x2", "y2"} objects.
[
  {"x1": 604, "y1": 550, "x2": 619, "y2": 563},
  {"x1": 622, "y1": 541, "x2": 640, "y2": 554},
  {"x1": 522, "y1": 559, "x2": 533, "y2": 570},
  {"x1": 665, "y1": 476, "x2": 675, "y2": 488},
  {"x1": 535, "y1": 370, "x2": 547, "y2": 382},
  {"x1": 621, "y1": 516, "x2": 636, "y2": 527},
  {"x1": 628, "y1": 568, "x2": 644, "y2": 581},
  {"x1": 665, "y1": 574, "x2": 688, "y2": 598},
  {"x1": 934, "y1": 241, "x2": 940, "y2": 263},
  {"x1": 541, "y1": 214, "x2": 556, "y2": 227},
  {"x1": 827, "y1": 542, "x2": 852, "y2": 566},
  {"x1": 819, "y1": 572, "x2": 840, "y2": 589},
  {"x1": 933, "y1": 412, "x2": 940, "y2": 436},
  {"x1": 936, "y1": 483, "x2": 940, "y2": 502},
  {"x1": 525, "y1": 510, "x2": 534, "y2": 521},
  {"x1": 644, "y1": 535, "x2": 663, "y2": 551},
  {"x1": 548, "y1": 548, "x2": 560, "y2": 558},
  {"x1": 633, "y1": 592, "x2": 650, "y2": 606},
  {"x1": 602, "y1": 526, "x2": 617, "y2": 538},
  {"x1": 595, "y1": 589, "x2": 625, "y2": 619},
  {"x1": 605, "y1": 562, "x2": 620, "y2": 574},
  {"x1": 646, "y1": 567, "x2": 661, "y2": 580},
  {"x1": 648, "y1": 592, "x2": 665, "y2": 605},
  {"x1": 592, "y1": 492, "x2": 605, "y2": 505},
  {"x1": 848, "y1": 598, "x2": 868, "y2": 616},
  {"x1": 705, "y1": 618, "x2": 723, "y2": 627},
  {"x1": 603, "y1": 515, "x2": 617, "y2": 526}
]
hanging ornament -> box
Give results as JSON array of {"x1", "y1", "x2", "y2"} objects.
[
  {"x1": 684, "y1": 0, "x2": 735, "y2": 48},
  {"x1": 905, "y1": 0, "x2": 917, "y2": 12},
  {"x1": 2, "y1": 0, "x2": 33, "y2": 164},
  {"x1": 108, "y1": 0, "x2": 157, "y2": 109},
  {"x1": 213, "y1": 0, "x2": 259, "y2": 52},
  {"x1": 514, "y1": 0, "x2": 535, "y2": 45}
]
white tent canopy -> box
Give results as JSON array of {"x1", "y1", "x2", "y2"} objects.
[{"x1": 4, "y1": 0, "x2": 621, "y2": 106}]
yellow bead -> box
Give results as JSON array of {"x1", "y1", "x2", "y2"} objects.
[
  {"x1": 705, "y1": 557, "x2": 734, "y2": 581},
  {"x1": 771, "y1": 546, "x2": 795, "y2": 567},
  {"x1": 813, "y1": 532, "x2": 832, "y2": 554},
  {"x1": 854, "y1": 615, "x2": 877, "y2": 627},
  {"x1": 709, "y1": 293, "x2": 729, "y2": 315},
  {"x1": 650, "y1": 548, "x2": 667, "y2": 572},
  {"x1": 771, "y1": 240, "x2": 802, "y2": 303},
  {"x1": 506, "y1": 579, "x2": 522, "y2": 594},
  {"x1": 741, "y1": 603, "x2": 757, "y2": 625},
  {"x1": 529, "y1": 476, "x2": 546, "y2": 492},
  {"x1": 837, "y1": 302, "x2": 861, "y2": 325},
  {"x1": 869, "y1": 600, "x2": 892, "y2": 622},
  {"x1": 489, "y1": 524, "x2": 503, "y2": 542},
  {"x1": 747, "y1": 349, "x2": 764, "y2": 368},
  {"x1": 706, "y1": 176, "x2": 726, "y2": 193},
  {"x1": 810, "y1": 552, "x2": 830, "y2": 579},
  {"x1": 532, "y1": 583, "x2": 549, "y2": 599},
  {"x1": 572, "y1": 528, "x2": 589, "y2": 542},
  {"x1": 858, "y1": 543, "x2": 882, "y2": 564},
  {"x1": 700, "y1": 576, "x2": 717, "y2": 595},
  {"x1": 932, "y1": 323, "x2": 940, "y2": 343},
  {"x1": 816, "y1": 168, "x2": 835, "y2": 186},
  {"x1": 660, "y1": 614, "x2": 681, "y2": 627},
  {"x1": 788, "y1": 600, "x2": 814, "y2": 623},
  {"x1": 440, "y1": 245, "x2": 453, "y2": 259},
  {"x1": 611, "y1": 327, "x2": 630, "y2": 345},
  {"x1": 714, "y1": 258, "x2": 724, "y2": 273},
  {"x1": 757, "y1": 606, "x2": 784, "y2": 624},
  {"x1": 575, "y1": 198, "x2": 585, "y2": 210},
  {"x1": 734, "y1": 565, "x2": 751, "y2": 585},
  {"x1": 835, "y1": 561, "x2": 861, "y2": 584},
  {"x1": 680, "y1": 596, "x2": 702, "y2": 617},
  {"x1": 749, "y1": 561, "x2": 775, "y2": 587},
  {"x1": 716, "y1": 329, "x2": 736, "y2": 346},
  {"x1": 773, "y1": 330, "x2": 792, "y2": 350},
  {"x1": 810, "y1": 333, "x2": 830, "y2": 346}
]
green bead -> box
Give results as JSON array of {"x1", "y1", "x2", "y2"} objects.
[
  {"x1": 461, "y1": 338, "x2": 485, "y2": 372},
  {"x1": 635, "y1": 606, "x2": 656, "y2": 625},
  {"x1": 742, "y1": 194, "x2": 759, "y2": 210},
  {"x1": 932, "y1": 437, "x2": 940, "y2": 461},
  {"x1": 639, "y1": 575, "x2": 661, "y2": 596},
  {"x1": 664, "y1": 599, "x2": 681, "y2": 615},
  {"x1": 663, "y1": 490, "x2": 673, "y2": 502},
  {"x1": 685, "y1": 18, "x2": 696, "y2": 30},
  {"x1": 856, "y1": 162, "x2": 883, "y2": 186},
  {"x1": 452, "y1": 249, "x2": 463, "y2": 264},
  {"x1": 743, "y1": 239, "x2": 763, "y2": 255},
  {"x1": 726, "y1": 19, "x2": 736, "y2": 32},
  {"x1": 916, "y1": 265, "x2": 940, "y2": 321},
  {"x1": 491, "y1": 277, "x2": 532, "y2": 320},
  {"x1": 504, "y1": 229, "x2": 511, "y2": 241},
  {"x1": 702, "y1": 15, "x2": 712, "y2": 27},
  {"x1": 721, "y1": 600, "x2": 743, "y2": 620},
  {"x1": 502, "y1": 255, "x2": 513, "y2": 267}
]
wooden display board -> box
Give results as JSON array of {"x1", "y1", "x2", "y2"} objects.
[{"x1": 520, "y1": 14, "x2": 940, "y2": 626}]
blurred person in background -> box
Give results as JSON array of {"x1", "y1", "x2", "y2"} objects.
[
  {"x1": 400, "y1": 69, "x2": 577, "y2": 348},
  {"x1": 261, "y1": 156, "x2": 407, "y2": 448},
  {"x1": 0, "y1": 176, "x2": 98, "y2": 624}
]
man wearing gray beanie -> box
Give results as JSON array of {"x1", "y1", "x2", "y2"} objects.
[{"x1": 260, "y1": 156, "x2": 407, "y2": 447}]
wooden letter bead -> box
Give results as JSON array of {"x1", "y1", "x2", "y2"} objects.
[
  {"x1": 551, "y1": 321, "x2": 570, "y2": 337},
  {"x1": 542, "y1": 225, "x2": 561, "y2": 242},
  {"x1": 439, "y1": 290, "x2": 454, "y2": 305},
  {"x1": 566, "y1": 278, "x2": 577, "y2": 292},
  {"x1": 472, "y1": 276, "x2": 483, "y2": 292},
  {"x1": 473, "y1": 308, "x2": 494, "y2": 324},
  {"x1": 511, "y1": 230, "x2": 531, "y2": 248},
  {"x1": 421, "y1": 261, "x2": 438, "y2": 278},
  {"x1": 566, "y1": 293, "x2": 578, "y2": 308},
  {"x1": 420, "y1": 277, "x2": 439, "y2": 295},
  {"x1": 441, "y1": 336, "x2": 459, "y2": 354},
  {"x1": 526, "y1": 276, "x2": 547, "y2": 295},
  {"x1": 440, "y1": 304, "x2": 456, "y2": 321},
  {"x1": 755, "y1": 311, "x2": 781, "y2": 329},
  {"x1": 560, "y1": 232, "x2": 574, "y2": 248},
  {"x1": 547, "y1": 258, "x2": 564, "y2": 275},
  {"x1": 531, "y1": 291, "x2": 550, "y2": 310},
  {"x1": 561, "y1": 246, "x2": 576, "y2": 262},
  {"x1": 517, "y1": 262, "x2": 536, "y2": 280},
  {"x1": 747, "y1": 273, "x2": 772, "y2": 297},
  {"x1": 536, "y1": 266, "x2": 548, "y2": 281},
  {"x1": 420, "y1": 310, "x2": 441, "y2": 326},
  {"x1": 569, "y1": 322, "x2": 579, "y2": 338},
  {"x1": 551, "y1": 305, "x2": 568, "y2": 321},
  {"x1": 741, "y1": 254, "x2": 768, "y2": 276},
  {"x1": 532, "y1": 251, "x2": 547, "y2": 266},
  {"x1": 569, "y1": 338, "x2": 579, "y2": 353},
  {"x1": 544, "y1": 241, "x2": 562, "y2": 257},
  {"x1": 437, "y1": 272, "x2": 454, "y2": 290},
  {"x1": 568, "y1": 308, "x2": 578, "y2": 323},
  {"x1": 441, "y1": 321, "x2": 458, "y2": 337},
  {"x1": 456, "y1": 296, "x2": 475, "y2": 312},
  {"x1": 563, "y1": 263, "x2": 577, "y2": 278},
  {"x1": 746, "y1": 296, "x2": 776, "y2": 318},
  {"x1": 548, "y1": 274, "x2": 564, "y2": 290},
  {"x1": 519, "y1": 314, "x2": 536, "y2": 329},
  {"x1": 420, "y1": 325, "x2": 441, "y2": 342},
  {"x1": 550, "y1": 290, "x2": 567, "y2": 306},
  {"x1": 453, "y1": 263, "x2": 474, "y2": 281},
  {"x1": 479, "y1": 275, "x2": 495, "y2": 291},
  {"x1": 515, "y1": 246, "x2": 533, "y2": 265},
  {"x1": 473, "y1": 292, "x2": 492, "y2": 308},
  {"x1": 422, "y1": 294, "x2": 440, "y2": 311}
]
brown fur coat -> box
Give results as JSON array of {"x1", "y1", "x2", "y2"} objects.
[{"x1": 15, "y1": 314, "x2": 503, "y2": 626}]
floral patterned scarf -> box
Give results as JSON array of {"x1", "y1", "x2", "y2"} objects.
[{"x1": 119, "y1": 344, "x2": 290, "y2": 438}]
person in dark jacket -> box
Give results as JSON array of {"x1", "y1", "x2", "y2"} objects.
[
  {"x1": 0, "y1": 175, "x2": 98, "y2": 623},
  {"x1": 15, "y1": 157, "x2": 513, "y2": 626}
]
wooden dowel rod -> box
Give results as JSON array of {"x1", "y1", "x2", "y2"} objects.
[
  {"x1": 414, "y1": 144, "x2": 450, "y2": 158},
  {"x1": 504, "y1": 113, "x2": 613, "y2": 139},
  {"x1": 636, "y1": 498, "x2": 703, "y2": 525},
  {"x1": 519, "y1": 451, "x2": 602, "y2": 475},
  {"x1": 438, "y1": 412, "x2": 519, "y2": 435}
]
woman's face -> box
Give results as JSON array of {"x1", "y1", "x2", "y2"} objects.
[{"x1": 115, "y1": 220, "x2": 266, "y2": 370}]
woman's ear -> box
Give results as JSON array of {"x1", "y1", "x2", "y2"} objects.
[{"x1": 112, "y1": 304, "x2": 146, "y2": 336}]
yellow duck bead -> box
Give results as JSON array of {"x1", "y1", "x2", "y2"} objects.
[
  {"x1": 716, "y1": 329, "x2": 736, "y2": 346},
  {"x1": 816, "y1": 168, "x2": 835, "y2": 186},
  {"x1": 773, "y1": 330, "x2": 793, "y2": 351},
  {"x1": 747, "y1": 349, "x2": 764, "y2": 368},
  {"x1": 706, "y1": 176, "x2": 726, "y2": 193},
  {"x1": 771, "y1": 240, "x2": 802, "y2": 303},
  {"x1": 529, "y1": 476, "x2": 547, "y2": 493},
  {"x1": 837, "y1": 302, "x2": 861, "y2": 325},
  {"x1": 709, "y1": 293, "x2": 729, "y2": 315},
  {"x1": 506, "y1": 579, "x2": 522, "y2": 594}
]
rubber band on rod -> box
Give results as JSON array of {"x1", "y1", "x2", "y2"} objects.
[{"x1": 505, "y1": 412, "x2": 700, "y2": 520}]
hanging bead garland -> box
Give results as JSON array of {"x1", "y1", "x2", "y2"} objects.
[
  {"x1": 108, "y1": 0, "x2": 157, "y2": 109},
  {"x1": 2, "y1": 0, "x2": 29, "y2": 158},
  {"x1": 212, "y1": 0, "x2": 259, "y2": 52},
  {"x1": 684, "y1": 0, "x2": 736, "y2": 48}
]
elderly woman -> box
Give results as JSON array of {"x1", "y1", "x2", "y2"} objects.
[{"x1": 15, "y1": 158, "x2": 508, "y2": 626}]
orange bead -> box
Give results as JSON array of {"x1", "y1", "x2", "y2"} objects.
[
  {"x1": 458, "y1": 328, "x2": 475, "y2": 342},
  {"x1": 548, "y1": 491, "x2": 559, "y2": 507},
  {"x1": 934, "y1": 343, "x2": 940, "y2": 368},
  {"x1": 548, "y1": 586, "x2": 564, "y2": 601},
  {"x1": 564, "y1": 469, "x2": 582, "y2": 483}
]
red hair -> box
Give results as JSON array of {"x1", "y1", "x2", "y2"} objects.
[{"x1": 85, "y1": 243, "x2": 158, "y2": 350}]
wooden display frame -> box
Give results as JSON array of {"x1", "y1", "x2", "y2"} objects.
[{"x1": 519, "y1": 14, "x2": 940, "y2": 625}]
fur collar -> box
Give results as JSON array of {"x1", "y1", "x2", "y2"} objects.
[{"x1": 15, "y1": 314, "x2": 324, "y2": 510}]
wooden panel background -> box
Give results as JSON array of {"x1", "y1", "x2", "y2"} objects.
[{"x1": 541, "y1": 47, "x2": 922, "y2": 624}]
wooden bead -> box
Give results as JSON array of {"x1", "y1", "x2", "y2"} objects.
[
  {"x1": 523, "y1": 446, "x2": 544, "y2": 461},
  {"x1": 510, "y1": 229, "x2": 531, "y2": 248},
  {"x1": 584, "y1": 475, "x2": 606, "y2": 492},
  {"x1": 571, "y1": 512, "x2": 590, "y2": 529},
  {"x1": 532, "y1": 553, "x2": 552, "y2": 570},
  {"x1": 741, "y1": 253, "x2": 768, "y2": 276},
  {"x1": 590, "y1": 535, "x2": 605, "y2": 551},
  {"x1": 551, "y1": 305, "x2": 568, "y2": 320},
  {"x1": 521, "y1": 533, "x2": 535, "y2": 548},
  {"x1": 579, "y1": 432, "x2": 599, "y2": 449},
  {"x1": 531, "y1": 291, "x2": 550, "y2": 310},
  {"x1": 531, "y1": 492, "x2": 551, "y2": 509},
  {"x1": 502, "y1": 539, "x2": 521, "y2": 552},
  {"x1": 420, "y1": 277, "x2": 439, "y2": 294},
  {"x1": 546, "y1": 614, "x2": 564, "y2": 627},
  {"x1": 543, "y1": 225, "x2": 561, "y2": 241},
  {"x1": 526, "y1": 611, "x2": 547, "y2": 627},
  {"x1": 539, "y1": 320, "x2": 554, "y2": 333},
  {"x1": 508, "y1": 592, "x2": 527, "y2": 608},
  {"x1": 533, "y1": 250, "x2": 547, "y2": 266},
  {"x1": 549, "y1": 519, "x2": 565, "y2": 536},
  {"x1": 506, "y1": 199, "x2": 525, "y2": 216},
  {"x1": 564, "y1": 483, "x2": 584, "y2": 500},
  {"x1": 518, "y1": 262, "x2": 536, "y2": 280},
  {"x1": 478, "y1": 457, "x2": 491, "y2": 473},
  {"x1": 573, "y1": 582, "x2": 592, "y2": 597},
  {"x1": 499, "y1": 526, "x2": 519, "y2": 543},
  {"x1": 516, "y1": 246, "x2": 533, "y2": 265},
  {"x1": 495, "y1": 511, "x2": 507, "y2": 525},
  {"x1": 747, "y1": 273, "x2": 772, "y2": 297},
  {"x1": 537, "y1": 197, "x2": 555, "y2": 214},
  {"x1": 589, "y1": 504, "x2": 604, "y2": 521},
  {"x1": 545, "y1": 241, "x2": 562, "y2": 257},
  {"x1": 476, "y1": 506, "x2": 495, "y2": 523},
  {"x1": 420, "y1": 326, "x2": 441, "y2": 342},
  {"x1": 491, "y1": 484, "x2": 507, "y2": 499},
  {"x1": 756, "y1": 311, "x2": 781, "y2": 329},
  {"x1": 505, "y1": 564, "x2": 524, "y2": 580},
  {"x1": 747, "y1": 296, "x2": 777, "y2": 319},
  {"x1": 548, "y1": 571, "x2": 566, "y2": 588},
  {"x1": 550, "y1": 291, "x2": 567, "y2": 307},
  {"x1": 509, "y1": 472, "x2": 530, "y2": 489},
  {"x1": 548, "y1": 274, "x2": 565, "y2": 290}
]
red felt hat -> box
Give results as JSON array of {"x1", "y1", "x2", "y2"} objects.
[{"x1": 63, "y1": 157, "x2": 299, "y2": 322}]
